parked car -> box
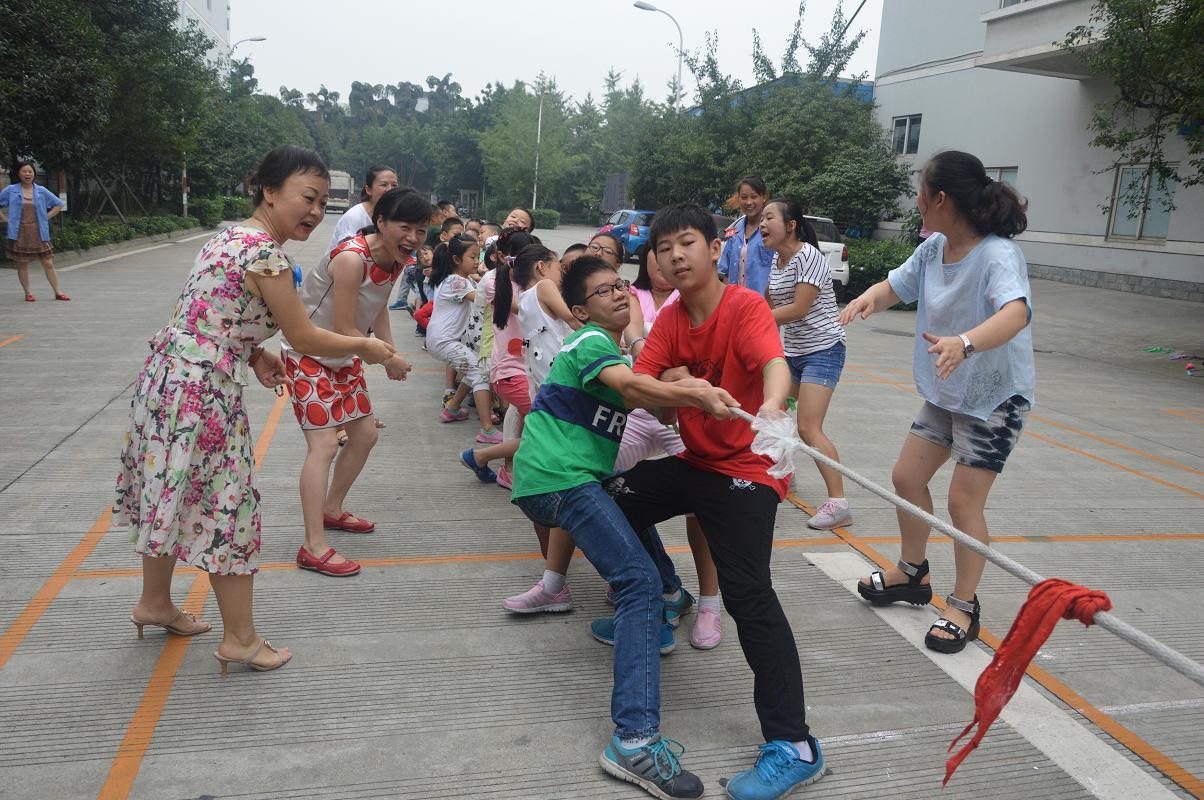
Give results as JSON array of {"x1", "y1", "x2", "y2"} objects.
[
  {"x1": 807, "y1": 215, "x2": 850, "y2": 302},
  {"x1": 596, "y1": 209, "x2": 655, "y2": 261},
  {"x1": 326, "y1": 170, "x2": 354, "y2": 213}
]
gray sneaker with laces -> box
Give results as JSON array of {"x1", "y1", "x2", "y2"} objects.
[
  {"x1": 807, "y1": 499, "x2": 852, "y2": 530},
  {"x1": 600, "y1": 734, "x2": 704, "y2": 799}
]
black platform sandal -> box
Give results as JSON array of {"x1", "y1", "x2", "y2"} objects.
[
  {"x1": 924, "y1": 594, "x2": 981, "y2": 654},
  {"x1": 857, "y1": 559, "x2": 933, "y2": 607}
]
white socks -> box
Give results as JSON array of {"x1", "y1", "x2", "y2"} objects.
[
  {"x1": 698, "y1": 594, "x2": 720, "y2": 614},
  {"x1": 663, "y1": 587, "x2": 683, "y2": 603},
  {"x1": 828, "y1": 497, "x2": 846, "y2": 505},
  {"x1": 620, "y1": 735, "x2": 654, "y2": 750},
  {"x1": 791, "y1": 739, "x2": 816, "y2": 763},
  {"x1": 543, "y1": 570, "x2": 566, "y2": 595}
]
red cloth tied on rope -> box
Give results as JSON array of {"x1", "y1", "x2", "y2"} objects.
[{"x1": 943, "y1": 578, "x2": 1112, "y2": 786}]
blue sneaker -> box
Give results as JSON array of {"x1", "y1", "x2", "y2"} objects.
[
  {"x1": 459, "y1": 449, "x2": 497, "y2": 483},
  {"x1": 724, "y1": 739, "x2": 824, "y2": 800},
  {"x1": 664, "y1": 587, "x2": 696, "y2": 629},
  {"x1": 600, "y1": 734, "x2": 704, "y2": 799},
  {"x1": 388, "y1": 300, "x2": 407, "y2": 310},
  {"x1": 590, "y1": 616, "x2": 675, "y2": 655}
]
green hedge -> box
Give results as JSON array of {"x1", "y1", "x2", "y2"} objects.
[
  {"x1": 188, "y1": 197, "x2": 224, "y2": 227},
  {"x1": 845, "y1": 238, "x2": 918, "y2": 310},
  {"x1": 50, "y1": 215, "x2": 198, "y2": 252},
  {"x1": 531, "y1": 208, "x2": 560, "y2": 230},
  {"x1": 222, "y1": 195, "x2": 253, "y2": 220}
]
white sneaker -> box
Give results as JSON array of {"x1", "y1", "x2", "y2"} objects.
[{"x1": 807, "y1": 499, "x2": 852, "y2": 530}]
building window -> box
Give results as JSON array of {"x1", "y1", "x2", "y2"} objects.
[
  {"x1": 985, "y1": 167, "x2": 1019, "y2": 188},
  {"x1": 892, "y1": 115, "x2": 921, "y2": 155},
  {"x1": 1000, "y1": 0, "x2": 1031, "y2": 6},
  {"x1": 1109, "y1": 166, "x2": 1176, "y2": 240}
]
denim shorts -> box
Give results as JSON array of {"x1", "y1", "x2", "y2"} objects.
[
  {"x1": 786, "y1": 342, "x2": 846, "y2": 389},
  {"x1": 909, "y1": 395, "x2": 1031, "y2": 474}
]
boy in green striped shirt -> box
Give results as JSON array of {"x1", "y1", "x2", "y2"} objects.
[{"x1": 511, "y1": 255, "x2": 736, "y2": 799}]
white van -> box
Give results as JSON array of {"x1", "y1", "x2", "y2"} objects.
[{"x1": 807, "y1": 215, "x2": 850, "y2": 301}]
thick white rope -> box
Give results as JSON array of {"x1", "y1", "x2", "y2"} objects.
[{"x1": 731, "y1": 407, "x2": 1204, "y2": 688}]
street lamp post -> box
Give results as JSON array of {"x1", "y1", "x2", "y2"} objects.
[
  {"x1": 532, "y1": 92, "x2": 544, "y2": 210},
  {"x1": 633, "y1": 1, "x2": 682, "y2": 108},
  {"x1": 230, "y1": 35, "x2": 266, "y2": 54}
]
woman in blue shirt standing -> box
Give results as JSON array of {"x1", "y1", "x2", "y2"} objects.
[
  {"x1": 717, "y1": 176, "x2": 773, "y2": 294},
  {"x1": 841, "y1": 150, "x2": 1033, "y2": 655},
  {"x1": 1, "y1": 162, "x2": 68, "y2": 302}
]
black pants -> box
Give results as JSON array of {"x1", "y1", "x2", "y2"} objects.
[{"x1": 608, "y1": 457, "x2": 809, "y2": 742}]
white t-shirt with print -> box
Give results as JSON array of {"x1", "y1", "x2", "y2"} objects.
[
  {"x1": 426, "y1": 274, "x2": 476, "y2": 351},
  {"x1": 328, "y1": 203, "x2": 372, "y2": 254}
]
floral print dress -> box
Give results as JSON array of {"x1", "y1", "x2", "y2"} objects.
[{"x1": 114, "y1": 225, "x2": 292, "y2": 575}]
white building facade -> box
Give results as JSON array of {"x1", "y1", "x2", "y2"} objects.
[
  {"x1": 178, "y1": 0, "x2": 231, "y2": 61},
  {"x1": 872, "y1": 0, "x2": 1204, "y2": 302}
]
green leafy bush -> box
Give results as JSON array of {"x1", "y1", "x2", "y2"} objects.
[
  {"x1": 49, "y1": 215, "x2": 199, "y2": 253},
  {"x1": 845, "y1": 239, "x2": 919, "y2": 310},
  {"x1": 222, "y1": 195, "x2": 253, "y2": 220},
  {"x1": 188, "y1": 197, "x2": 224, "y2": 227},
  {"x1": 531, "y1": 208, "x2": 560, "y2": 230}
]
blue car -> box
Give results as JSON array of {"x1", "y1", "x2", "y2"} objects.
[{"x1": 596, "y1": 209, "x2": 655, "y2": 262}]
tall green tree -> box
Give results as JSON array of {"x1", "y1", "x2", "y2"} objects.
[{"x1": 1061, "y1": 0, "x2": 1204, "y2": 213}]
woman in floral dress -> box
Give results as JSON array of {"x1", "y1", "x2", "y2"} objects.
[{"x1": 115, "y1": 146, "x2": 394, "y2": 675}]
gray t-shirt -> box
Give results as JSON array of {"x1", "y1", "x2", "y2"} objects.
[{"x1": 888, "y1": 233, "x2": 1035, "y2": 420}]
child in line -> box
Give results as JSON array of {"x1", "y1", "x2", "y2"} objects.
[
  {"x1": 280, "y1": 188, "x2": 425, "y2": 577},
  {"x1": 761, "y1": 196, "x2": 852, "y2": 530},
  {"x1": 844, "y1": 150, "x2": 1034, "y2": 655},
  {"x1": 611, "y1": 204, "x2": 825, "y2": 800},
  {"x1": 510, "y1": 254, "x2": 737, "y2": 799},
  {"x1": 426, "y1": 235, "x2": 500, "y2": 442}
]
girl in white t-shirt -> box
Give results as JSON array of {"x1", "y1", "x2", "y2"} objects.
[
  {"x1": 761, "y1": 197, "x2": 850, "y2": 532},
  {"x1": 426, "y1": 234, "x2": 500, "y2": 442}
]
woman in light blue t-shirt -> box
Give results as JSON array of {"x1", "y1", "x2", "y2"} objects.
[{"x1": 840, "y1": 150, "x2": 1034, "y2": 655}]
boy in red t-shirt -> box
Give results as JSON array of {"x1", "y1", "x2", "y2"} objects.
[{"x1": 610, "y1": 204, "x2": 824, "y2": 800}]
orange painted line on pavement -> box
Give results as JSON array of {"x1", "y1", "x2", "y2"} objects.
[
  {"x1": 0, "y1": 334, "x2": 24, "y2": 348},
  {"x1": 1027, "y1": 415, "x2": 1204, "y2": 478},
  {"x1": 843, "y1": 364, "x2": 1204, "y2": 500},
  {"x1": 785, "y1": 493, "x2": 1204, "y2": 798},
  {"x1": 95, "y1": 391, "x2": 289, "y2": 799},
  {"x1": 96, "y1": 574, "x2": 210, "y2": 800},
  {"x1": 1024, "y1": 430, "x2": 1204, "y2": 501},
  {"x1": 1164, "y1": 408, "x2": 1204, "y2": 424},
  {"x1": 0, "y1": 509, "x2": 112, "y2": 670},
  {"x1": 253, "y1": 393, "x2": 289, "y2": 470}
]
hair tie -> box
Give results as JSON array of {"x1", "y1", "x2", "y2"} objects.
[
  {"x1": 504, "y1": 256, "x2": 516, "y2": 266},
  {"x1": 982, "y1": 176, "x2": 994, "y2": 187}
]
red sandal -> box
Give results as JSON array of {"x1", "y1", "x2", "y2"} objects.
[
  {"x1": 296, "y1": 546, "x2": 361, "y2": 577},
  {"x1": 24, "y1": 293, "x2": 35, "y2": 302},
  {"x1": 323, "y1": 511, "x2": 375, "y2": 532},
  {"x1": 54, "y1": 293, "x2": 70, "y2": 301}
]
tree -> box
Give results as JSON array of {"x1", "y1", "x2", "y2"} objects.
[
  {"x1": 1061, "y1": 0, "x2": 1204, "y2": 213},
  {"x1": 0, "y1": 0, "x2": 111, "y2": 171}
]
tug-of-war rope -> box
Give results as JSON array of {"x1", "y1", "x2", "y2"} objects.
[{"x1": 736, "y1": 408, "x2": 1204, "y2": 784}]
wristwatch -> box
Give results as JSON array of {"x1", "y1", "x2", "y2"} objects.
[{"x1": 958, "y1": 334, "x2": 975, "y2": 357}]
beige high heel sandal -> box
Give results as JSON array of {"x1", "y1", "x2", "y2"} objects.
[
  {"x1": 214, "y1": 638, "x2": 290, "y2": 677},
  {"x1": 130, "y1": 609, "x2": 211, "y2": 639}
]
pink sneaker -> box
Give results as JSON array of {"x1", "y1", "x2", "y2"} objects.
[
  {"x1": 496, "y1": 464, "x2": 513, "y2": 490},
  {"x1": 476, "y1": 428, "x2": 503, "y2": 444},
  {"x1": 501, "y1": 580, "x2": 572, "y2": 614},
  {"x1": 690, "y1": 607, "x2": 722, "y2": 650},
  {"x1": 440, "y1": 405, "x2": 469, "y2": 423}
]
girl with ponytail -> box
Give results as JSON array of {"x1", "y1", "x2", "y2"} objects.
[
  {"x1": 425, "y1": 235, "x2": 501, "y2": 442},
  {"x1": 841, "y1": 150, "x2": 1035, "y2": 656}
]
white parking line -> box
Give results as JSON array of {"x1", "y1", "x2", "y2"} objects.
[
  {"x1": 56, "y1": 230, "x2": 214, "y2": 273},
  {"x1": 804, "y1": 551, "x2": 1176, "y2": 800}
]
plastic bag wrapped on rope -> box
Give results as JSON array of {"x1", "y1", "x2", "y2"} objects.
[{"x1": 750, "y1": 409, "x2": 799, "y2": 479}]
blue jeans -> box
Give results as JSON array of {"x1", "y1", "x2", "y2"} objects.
[
  {"x1": 786, "y1": 341, "x2": 846, "y2": 389},
  {"x1": 515, "y1": 482, "x2": 679, "y2": 739}
]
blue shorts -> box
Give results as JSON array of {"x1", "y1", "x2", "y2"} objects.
[{"x1": 786, "y1": 342, "x2": 845, "y2": 389}]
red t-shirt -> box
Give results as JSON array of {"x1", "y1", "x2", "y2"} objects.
[{"x1": 634, "y1": 285, "x2": 789, "y2": 498}]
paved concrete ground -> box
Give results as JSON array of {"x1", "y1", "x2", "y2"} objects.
[{"x1": 0, "y1": 217, "x2": 1201, "y2": 800}]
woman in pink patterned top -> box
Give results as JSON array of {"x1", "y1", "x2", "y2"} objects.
[{"x1": 115, "y1": 146, "x2": 394, "y2": 676}]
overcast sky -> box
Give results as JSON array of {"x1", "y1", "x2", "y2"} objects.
[{"x1": 231, "y1": 0, "x2": 883, "y2": 106}]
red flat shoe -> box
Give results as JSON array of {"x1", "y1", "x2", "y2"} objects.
[
  {"x1": 296, "y1": 547, "x2": 361, "y2": 577},
  {"x1": 323, "y1": 511, "x2": 375, "y2": 532},
  {"x1": 24, "y1": 293, "x2": 35, "y2": 302},
  {"x1": 55, "y1": 293, "x2": 70, "y2": 301}
]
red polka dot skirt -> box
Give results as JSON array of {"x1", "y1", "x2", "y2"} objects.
[{"x1": 284, "y1": 353, "x2": 372, "y2": 430}]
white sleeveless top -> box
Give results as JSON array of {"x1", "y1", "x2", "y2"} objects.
[
  {"x1": 518, "y1": 284, "x2": 572, "y2": 390},
  {"x1": 280, "y1": 234, "x2": 402, "y2": 368}
]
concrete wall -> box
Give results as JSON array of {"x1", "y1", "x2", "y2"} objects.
[
  {"x1": 873, "y1": 0, "x2": 1204, "y2": 299},
  {"x1": 179, "y1": 0, "x2": 230, "y2": 56}
]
